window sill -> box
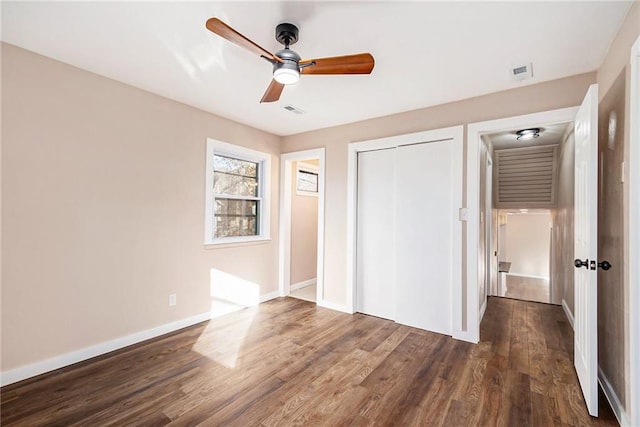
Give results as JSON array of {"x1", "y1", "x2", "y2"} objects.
[{"x1": 204, "y1": 237, "x2": 271, "y2": 250}]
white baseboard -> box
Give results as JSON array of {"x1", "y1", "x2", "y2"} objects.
[
  {"x1": 453, "y1": 329, "x2": 480, "y2": 344},
  {"x1": 506, "y1": 273, "x2": 550, "y2": 280},
  {"x1": 290, "y1": 278, "x2": 317, "y2": 292},
  {"x1": 316, "y1": 299, "x2": 353, "y2": 314},
  {"x1": 260, "y1": 290, "x2": 280, "y2": 303},
  {"x1": 479, "y1": 299, "x2": 488, "y2": 322},
  {"x1": 2, "y1": 292, "x2": 281, "y2": 387},
  {"x1": 0, "y1": 311, "x2": 210, "y2": 387},
  {"x1": 561, "y1": 299, "x2": 575, "y2": 330},
  {"x1": 598, "y1": 366, "x2": 630, "y2": 426}
]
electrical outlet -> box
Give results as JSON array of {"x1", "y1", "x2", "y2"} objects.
[{"x1": 169, "y1": 294, "x2": 177, "y2": 307}]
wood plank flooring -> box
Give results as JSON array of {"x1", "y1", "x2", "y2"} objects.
[
  {"x1": 501, "y1": 275, "x2": 551, "y2": 304},
  {"x1": 1, "y1": 297, "x2": 617, "y2": 426}
]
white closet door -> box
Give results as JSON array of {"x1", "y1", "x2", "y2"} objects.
[
  {"x1": 395, "y1": 141, "x2": 453, "y2": 334},
  {"x1": 356, "y1": 148, "x2": 395, "y2": 320}
]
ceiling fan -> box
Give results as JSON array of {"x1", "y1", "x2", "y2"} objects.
[{"x1": 205, "y1": 18, "x2": 375, "y2": 103}]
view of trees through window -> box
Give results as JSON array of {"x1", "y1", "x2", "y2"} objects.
[{"x1": 213, "y1": 155, "x2": 260, "y2": 238}]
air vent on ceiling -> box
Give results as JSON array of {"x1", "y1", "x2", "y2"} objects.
[
  {"x1": 510, "y1": 62, "x2": 533, "y2": 81},
  {"x1": 283, "y1": 104, "x2": 305, "y2": 115}
]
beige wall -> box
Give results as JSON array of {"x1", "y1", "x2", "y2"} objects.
[
  {"x1": 504, "y1": 213, "x2": 551, "y2": 279},
  {"x1": 290, "y1": 160, "x2": 318, "y2": 285},
  {"x1": 598, "y1": 68, "x2": 628, "y2": 413},
  {"x1": 281, "y1": 72, "x2": 596, "y2": 306},
  {"x1": 595, "y1": 1, "x2": 639, "y2": 416},
  {"x1": 551, "y1": 129, "x2": 575, "y2": 309},
  {"x1": 597, "y1": 2, "x2": 640, "y2": 99},
  {"x1": 1, "y1": 43, "x2": 281, "y2": 372}
]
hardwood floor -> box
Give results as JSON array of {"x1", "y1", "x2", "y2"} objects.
[
  {"x1": 500, "y1": 275, "x2": 551, "y2": 304},
  {"x1": 1, "y1": 297, "x2": 617, "y2": 426},
  {"x1": 289, "y1": 284, "x2": 316, "y2": 303}
]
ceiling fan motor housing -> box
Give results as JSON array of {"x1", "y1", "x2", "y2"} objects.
[{"x1": 274, "y1": 48, "x2": 301, "y2": 73}]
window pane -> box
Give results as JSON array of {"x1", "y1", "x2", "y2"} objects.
[
  {"x1": 214, "y1": 198, "x2": 258, "y2": 238},
  {"x1": 297, "y1": 170, "x2": 318, "y2": 193},
  {"x1": 214, "y1": 155, "x2": 258, "y2": 177},
  {"x1": 213, "y1": 155, "x2": 259, "y2": 197},
  {"x1": 213, "y1": 172, "x2": 258, "y2": 197}
]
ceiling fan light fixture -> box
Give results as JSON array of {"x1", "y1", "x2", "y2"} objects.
[
  {"x1": 273, "y1": 67, "x2": 300, "y2": 85},
  {"x1": 516, "y1": 128, "x2": 541, "y2": 141}
]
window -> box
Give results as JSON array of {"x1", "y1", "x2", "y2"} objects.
[
  {"x1": 296, "y1": 162, "x2": 319, "y2": 196},
  {"x1": 205, "y1": 139, "x2": 271, "y2": 245}
]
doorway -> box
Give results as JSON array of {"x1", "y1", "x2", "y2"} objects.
[
  {"x1": 289, "y1": 160, "x2": 319, "y2": 302},
  {"x1": 496, "y1": 209, "x2": 552, "y2": 304},
  {"x1": 467, "y1": 106, "x2": 579, "y2": 343},
  {"x1": 279, "y1": 149, "x2": 325, "y2": 304},
  {"x1": 480, "y1": 120, "x2": 574, "y2": 309}
]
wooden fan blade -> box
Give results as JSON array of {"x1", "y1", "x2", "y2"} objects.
[
  {"x1": 260, "y1": 80, "x2": 285, "y2": 103},
  {"x1": 299, "y1": 53, "x2": 374, "y2": 75},
  {"x1": 206, "y1": 18, "x2": 282, "y2": 63}
]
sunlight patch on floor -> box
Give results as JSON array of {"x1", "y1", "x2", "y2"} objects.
[{"x1": 194, "y1": 268, "x2": 260, "y2": 369}]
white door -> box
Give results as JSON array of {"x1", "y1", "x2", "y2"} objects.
[
  {"x1": 356, "y1": 138, "x2": 457, "y2": 334},
  {"x1": 356, "y1": 148, "x2": 395, "y2": 320},
  {"x1": 395, "y1": 141, "x2": 453, "y2": 334},
  {"x1": 573, "y1": 84, "x2": 599, "y2": 417}
]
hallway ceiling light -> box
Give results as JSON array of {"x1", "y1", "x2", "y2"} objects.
[{"x1": 516, "y1": 128, "x2": 541, "y2": 141}]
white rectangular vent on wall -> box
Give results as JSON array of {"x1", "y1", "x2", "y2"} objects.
[
  {"x1": 495, "y1": 145, "x2": 558, "y2": 208},
  {"x1": 511, "y1": 62, "x2": 533, "y2": 81}
]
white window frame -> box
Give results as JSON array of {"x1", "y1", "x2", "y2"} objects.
[
  {"x1": 205, "y1": 138, "x2": 271, "y2": 246},
  {"x1": 295, "y1": 161, "x2": 319, "y2": 197}
]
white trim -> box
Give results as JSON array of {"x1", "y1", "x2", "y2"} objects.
[
  {"x1": 467, "y1": 107, "x2": 579, "y2": 344},
  {"x1": 0, "y1": 311, "x2": 210, "y2": 387},
  {"x1": 479, "y1": 299, "x2": 488, "y2": 322},
  {"x1": 562, "y1": 298, "x2": 575, "y2": 330},
  {"x1": 598, "y1": 366, "x2": 630, "y2": 427},
  {"x1": 629, "y1": 35, "x2": 640, "y2": 427},
  {"x1": 259, "y1": 290, "x2": 280, "y2": 303},
  {"x1": 290, "y1": 278, "x2": 317, "y2": 291},
  {"x1": 484, "y1": 152, "x2": 493, "y2": 319},
  {"x1": 316, "y1": 299, "x2": 353, "y2": 314},
  {"x1": 346, "y1": 126, "x2": 464, "y2": 339},
  {"x1": 204, "y1": 138, "x2": 272, "y2": 246},
  {"x1": 505, "y1": 273, "x2": 550, "y2": 281},
  {"x1": 204, "y1": 237, "x2": 271, "y2": 250},
  {"x1": 278, "y1": 148, "x2": 325, "y2": 304}
]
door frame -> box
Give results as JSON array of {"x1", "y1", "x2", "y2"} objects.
[
  {"x1": 480, "y1": 154, "x2": 493, "y2": 320},
  {"x1": 629, "y1": 35, "x2": 640, "y2": 427},
  {"x1": 467, "y1": 106, "x2": 578, "y2": 342},
  {"x1": 346, "y1": 126, "x2": 464, "y2": 337},
  {"x1": 279, "y1": 148, "x2": 326, "y2": 303}
]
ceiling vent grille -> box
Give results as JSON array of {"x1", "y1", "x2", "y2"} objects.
[
  {"x1": 495, "y1": 145, "x2": 557, "y2": 208},
  {"x1": 510, "y1": 62, "x2": 533, "y2": 81},
  {"x1": 283, "y1": 104, "x2": 305, "y2": 114}
]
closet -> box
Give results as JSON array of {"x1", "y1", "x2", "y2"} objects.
[{"x1": 356, "y1": 138, "x2": 456, "y2": 335}]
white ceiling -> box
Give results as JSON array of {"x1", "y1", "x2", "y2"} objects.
[{"x1": 1, "y1": 1, "x2": 632, "y2": 136}]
